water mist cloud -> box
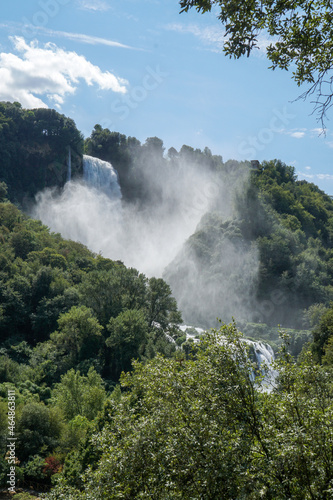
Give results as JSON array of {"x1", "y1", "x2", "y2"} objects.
[
  {"x1": 32, "y1": 159, "x2": 226, "y2": 277},
  {"x1": 32, "y1": 153, "x2": 259, "y2": 327},
  {"x1": 164, "y1": 212, "x2": 260, "y2": 328}
]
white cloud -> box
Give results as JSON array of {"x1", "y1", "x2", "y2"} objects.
[
  {"x1": 297, "y1": 171, "x2": 333, "y2": 181},
  {"x1": 165, "y1": 23, "x2": 274, "y2": 55},
  {"x1": 78, "y1": 0, "x2": 111, "y2": 12},
  {"x1": 297, "y1": 171, "x2": 314, "y2": 180},
  {"x1": 317, "y1": 173, "x2": 333, "y2": 180},
  {"x1": 0, "y1": 36, "x2": 128, "y2": 109},
  {"x1": 305, "y1": 166, "x2": 311, "y2": 170},
  {"x1": 166, "y1": 23, "x2": 225, "y2": 52},
  {"x1": 311, "y1": 127, "x2": 326, "y2": 135},
  {"x1": 37, "y1": 28, "x2": 135, "y2": 49},
  {"x1": 289, "y1": 131, "x2": 306, "y2": 139},
  {"x1": 279, "y1": 128, "x2": 307, "y2": 139},
  {"x1": 0, "y1": 23, "x2": 137, "y2": 50}
]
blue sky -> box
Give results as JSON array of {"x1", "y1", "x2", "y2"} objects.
[{"x1": 1, "y1": 0, "x2": 333, "y2": 194}]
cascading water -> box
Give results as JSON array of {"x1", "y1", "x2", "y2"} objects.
[
  {"x1": 245, "y1": 339, "x2": 277, "y2": 389},
  {"x1": 177, "y1": 325, "x2": 277, "y2": 390},
  {"x1": 32, "y1": 154, "x2": 123, "y2": 259},
  {"x1": 67, "y1": 146, "x2": 72, "y2": 182},
  {"x1": 83, "y1": 155, "x2": 122, "y2": 199},
  {"x1": 244, "y1": 339, "x2": 275, "y2": 373}
]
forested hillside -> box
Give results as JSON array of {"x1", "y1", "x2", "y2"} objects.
[
  {"x1": 165, "y1": 159, "x2": 333, "y2": 330},
  {"x1": 0, "y1": 192, "x2": 182, "y2": 490},
  {"x1": 0, "y1": 102, "x2": 83, "y2": 205},
  {"x1": 2, "y1": 105, "x2": 333, "y2": 496},
  {"x1": 83, "y1": 122, "x2": 333, "y2": 331}
]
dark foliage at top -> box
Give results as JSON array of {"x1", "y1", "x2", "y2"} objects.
[{"x1": 0, "y1": 101, "x2": 83, "y2": 205}]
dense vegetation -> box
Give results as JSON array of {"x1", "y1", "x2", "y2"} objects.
[
  {"x1": 0, "y1": 191, "x2": 182, "y2": 490},
  {"x1": 85, "y1": 125, "x2": 227, "y2": 205},
  {"x1": 84, "y1": 124, "x2": 333, "y2": 330},
  {"x1": 0, "y1": 101, "x2": 83, "y2": 205},
  {"x1": 165, "y1": 159, "x2": 333, "y2": 331},
  {"x1": 2, "y1": 104, "x2": 333, "y2": 496},
  {"x1": 45, "y1": 326, "x2": 333, "y2": 499}
]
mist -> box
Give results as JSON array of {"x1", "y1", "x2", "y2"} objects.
[
  {"x1": 32, "y1": 153, "x2": 259, "y2": 326},
  {"x1": 164, "y1": 213, "x2": 260, "y2": 328}
]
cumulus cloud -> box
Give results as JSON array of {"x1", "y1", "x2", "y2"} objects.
[{"x1": 0, "y1": 36, "x2": 128, "y2": 109}]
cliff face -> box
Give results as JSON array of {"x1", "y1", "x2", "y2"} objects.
[{"x1": 0, "y1": 102, "x2": 83, "y2": 205}]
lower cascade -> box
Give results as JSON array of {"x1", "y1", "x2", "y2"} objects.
[
  {"x1": 178, "y1": 325, "x2": 277, "y2": 389},
  {"x1": 83, "y1": 154, "x2": 122, "y2": 199},
  {"x1": 245, "y1": 339, "x2": 277, "y2": 389}
]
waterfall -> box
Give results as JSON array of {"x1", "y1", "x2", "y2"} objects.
[
  {"x1": 178, "y1": 325, "x2": 277, "y2": 389},
  {"x1": 180, "y1": 324, "x2": 204, "y2": 342},
  {"x1": 245, "y1": 339, "x2": 277, "y2": 389},
  {"x1": 83, "y1": 155, "x2": 121, "y2": 199},
  {"x1": 67, "y1": 146, "x2": 71, "y2": 182}
]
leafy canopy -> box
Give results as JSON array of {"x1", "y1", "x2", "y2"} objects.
[
  {"x1": 47, "y1": 324, "x2": 333, "y2": 499},
  {"x1": 179, "y1": 0, "x2": 333, "y2": 126}
]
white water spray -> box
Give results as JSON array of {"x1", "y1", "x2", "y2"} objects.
[
  {"x1": 83, "y1": 155, "x2": 122, "y2": 199},
  {"x1": 32, "y1": 155, "x2": 216, "y2": 276},
  {"x1": 177, "y1": 325, "x2": 277, "y2": 389}
]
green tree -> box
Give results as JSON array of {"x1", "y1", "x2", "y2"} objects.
[
  {"x1": 52, "y1": 367, "x2": 106, "y2": 421},
  {"x1": 78, "y1": 269, "x2": 125, "y2": 328},
  {"x1": 312, "y1": 305, "x2": 333, "y2": 362},
  {"x1": 48, "y1": 325, "x2": 258, "y2": 499},
  {"x1": 106, "y1": 309, "x2": 148, "y2": 378},
  {"x1": 179, "y1": 0, "x2": 333, "y2": 126},
  {"x1": 50, "y1": 306, "x2": 103, "y2": 369},
  {"x1": 10, "y1": 229, "x2": 39, "y2": 259},
  {"x1": 79, "y1": 267, "x2": 148, "y2": 328},
  {"x1": 0, "y1": 182, "x2": 8, "y2": 202},
  {"x1": 17, "y1": 402, "x2": 63, "y2": 461},
  {"x1": 147, "y1": 277, "x2": 182, "y2": 329},
  {"x1": 31, "y1": 287, "x2": 79, "y2": 343},
  {"x1": 46, "y1": 326, "x2": 333, "y2": 499},
  {"x1": 0, "y1": 102, "x2": 83, "y2": 203}
]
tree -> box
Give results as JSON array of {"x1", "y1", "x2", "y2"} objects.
[
  {"x1": 17, "y1": 402, "x2": 63, "y2": 461},
  {"x1": 47, "y1": 325, "x2": 259, "y2": 499},
  {"x1": 79, "y1": 267, "x2": 148, "y2": 329},
  {"x1": 106, "y1": 309, "x2": 148, "y2": 378},
  {"x1": 312, "y1": 305, "x2": 333, "y2": 362},
  {"x1": 50, "y1": 306, "x2": 103, "y2": 369},
  {"x1": 0, "y1": 102, "x2": 83, "y2": 203},
  {"x1": 79, "y1": 269, "x2": 127, "y2": 328},
  {"x1": 179, "y1": 0, "x2": 333, "y2": 127},
  {"x1": 46, "y1": 325, "x2": 333, "y2": 499},
  {"x1": 0, "y1": 182, "x2": 8, "y2": 202},
  {"x1": 52, "y1": 367, "x2": 106, "y2": 421},
  {"x1": 146, "y1": 277, "x2": 182, "y2": 329}
]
